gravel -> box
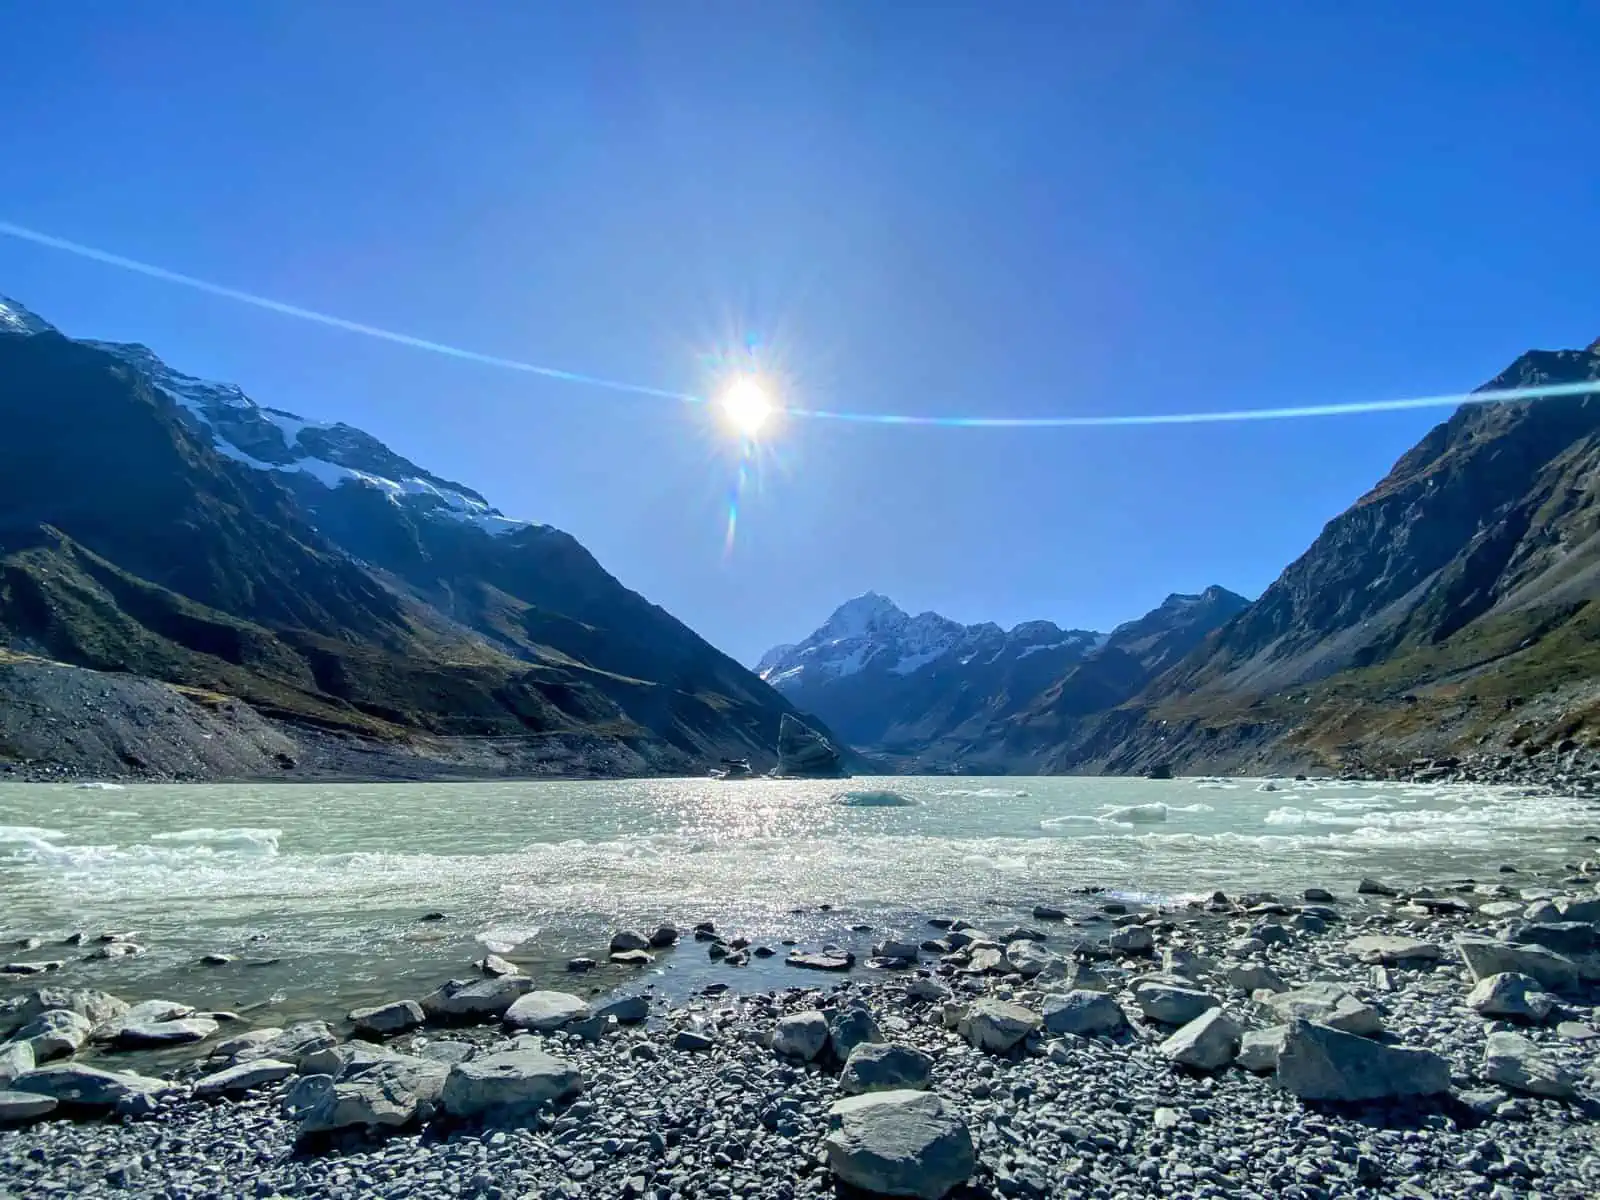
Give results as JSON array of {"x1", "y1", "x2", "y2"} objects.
[{"x1": 4, "y1": 859, "x2": 1600, "y2": 1199}]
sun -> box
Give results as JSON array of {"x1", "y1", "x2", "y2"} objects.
[{"x1": 719, "y1": 377, "x2": 774, "y2": 438}]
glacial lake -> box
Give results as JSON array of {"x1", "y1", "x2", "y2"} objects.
[{"x1": 2, "y1": 774, "x2": 1595, "y2": 1027}]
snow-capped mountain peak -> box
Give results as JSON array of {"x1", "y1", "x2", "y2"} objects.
[
  {"x1": 0, "y1": 295, "x2": 58, "y2": 336},
  {"x1": 81, "y1": 333, "x2": 537, "y2": 538},
  {"x1": 757, "y1": 594, "x2": 1102, "y2": 689}
]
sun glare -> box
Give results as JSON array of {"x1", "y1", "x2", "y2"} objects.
[{"x1": 720, "y1": 377, "x2": 774, "y2": 438}]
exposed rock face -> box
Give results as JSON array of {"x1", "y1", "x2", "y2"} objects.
[
  {"x1": 1079, "y1": 342, "x2": 1600, "y2": 773},
  {"x1": 770, "y1": 713, "x2": 848, "y2": 779},
  {"x1": 823, "y1": 1090, "x2": 976, "y2": 1200}
]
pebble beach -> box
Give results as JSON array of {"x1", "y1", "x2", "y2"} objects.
[{"x1": 5, "y1": 851, "x2": 1600, "y2": 1200}]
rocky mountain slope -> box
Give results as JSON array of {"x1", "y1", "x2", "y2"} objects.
[
  {"x1": 0, "y1": 295, "x2": 839, "y2": 779},
  {"x1": 1004, "y1": 338, "x2": 1600, "y2": 775},
  {"x1": 756, "y1": 589, "x2": 1246, "y2": 769}
]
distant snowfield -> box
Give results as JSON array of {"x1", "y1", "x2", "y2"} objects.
[{"x1": 74, "y1": 325, "x2": 539, "y2": 538}]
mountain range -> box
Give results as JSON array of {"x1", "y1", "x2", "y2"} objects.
[
  {"x1": 759, "y1": 339, "x2": 1600, "y2": 775},
  {"x1": 756, "y1": 587, "x2": 1248, "y2": 770},
  {"x1": 5, "y1": 289, "x2": 1599, "y2": 780},
  {"x1": 0, "y1": 295, "x2": 848, "y2": 780}
]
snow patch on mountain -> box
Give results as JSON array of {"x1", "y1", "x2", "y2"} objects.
[
  {"x1": 0, "y1": 296, "x2": 56, "y2": 336},
  {"x1": 758, "y1": 594, "x2": 1102, "y2": 689},
  {"x1": 76, "y1": 335, "x2": 538, "y2": 537}
]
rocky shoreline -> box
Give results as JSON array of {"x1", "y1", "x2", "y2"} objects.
[{"x1": 4, "y1": 853, "x2": 1600, "y2": 1199}]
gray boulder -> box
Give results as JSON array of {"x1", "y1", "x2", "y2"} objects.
[
  {"x1": 1455, "y1": 936, "x2": 1578, "y2": 993},
  {"x1": 502, "y1": 991, "x2": 591, "y2": 1033},
  {"x1": 210, "y1": 1028, "x2": 283, "y2": 1062},
  {"x1": 1510, "y1": 921, "x2": 1597, "y2": 957},
  {"x1": 252, "y1": 1022, "x2": 336, "y2": 1068},
  {"x1": 1555, "y1": 895, "x2": 1600, "y2": 923},
  {"x1": 874, "y1": 938, "x2": 922, "y2": 962},
  {"x1": 1041, "y1": 991, "x2": 1127, "y2": 1037},
  {"x1": 298, "y1": 1055, "x2": 448, "y2": 1134},
  {"x1": 828, "y1": 1007, "x2": 884, "y2": 1061},
  {"x1": 1466, "y1": 972, "x2": 1555, "y2": 1024},
  {"x1": 824, "y1": 1090, "x2": 975, "y2": 1200},
  {"x1": 1133, "y1": 983, "x2": 1219, "y2": 1026},
  {"x1": 840, "y1": 1043, "x2": 934, "y2": 1095},
  {"x1": 475, "y1": 953, "x2": 521, "y2": 978},
  {"x1": 0, "y1": 1041, "x2": 35, "y2": 1087},
  {"x1": 194, "y1": 1059, "x2": 296, "y2": 1098},
  {"x1": 960, "y1": 999, "x2": 1041, "y2": 1053},
  {"x1": 609, "y1": 930, "x2": 650, "y2": 953},
  {"x1": 350, "y1": 1001, "x2": 425, "y2": 1037},
  {"x1": 1275, "y1": 1018, "x2": 1449, "y2": 1101},
  {"x1": 964, "y1": 946, "x2": 1005, "y2": 974},
  {"x1": 1109, "y1": 926, "x2": 1155, "y2": 954},
  {"x1": 0, "y1": 1090, "x2": 56, "y2": 1124},
  {"x1": 11, "y1": 988, "x2": 128, "y2": 1028},
  {"x1": 13, "y1": 1064, "x2": 172, "y2": 1111},
  {"x1": 1159, "y1": 1008, "x2": 1241, "y2": 1071},
  {"x1": 1236, "y1": 1025, "x2": 1288, "y2": 1072},
  {"x1": 300, "y1": 1042, "x2": 399, "y2": 1080},
  {"x1": 281, "y1": 1074, "x2": 333, "y2": 1119},
  {"x1": 11, "y1": 1009, "x2": 91, "y2": 1061},
  {"x1": 93, "y1": 999, "x2": 193, "y2": 1041},
  {"x1": 420, "y1": 976, "x2": 533, "y2": 1021},
  {"x1": 773, "y1": 1011, "x2": 831, "y2": 1061},
  {"x1": 440, "y1": 1049, "x2": 582, "y2": 1120},
  {"x1": 1161, "y1": 947, "x2": 1217, "y2": 979},
  {"x1": 1482, "y1": 1031, "x2": 1577, "y2": 1098},
  {"x1": 1346, "y1": 935, "x2": 1441, "y2": 964},
  {"x1": 771, "y1": 712, "x2": 848, "y2": 778},
  {"x1": 1259, "y1": 983, "x2": 1383, "y2": 1036},
  {"x1": 111, "y1": 1018, "x2": 219, "y2": 1050},
  {"x1": 1225, "y1": 963, "x2": 1288, "y2": 994},
  {"x1": 595, "y1": 995, "x2": 650, "y2": 1025},
  {"x1": 1004, "y1": 939, "x2": 1058, "y2": 977},
  {"x1": 784, "y1": 953, "x2": 857, "y2": 972}
]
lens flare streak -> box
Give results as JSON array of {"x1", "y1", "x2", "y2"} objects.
[{"x1": 4, "y1": 219, "x2": 1598, "y2": 428}]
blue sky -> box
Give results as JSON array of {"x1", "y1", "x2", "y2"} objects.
[{"x1": 2, "y1": 2, "x2": 1596, "y2": 664}]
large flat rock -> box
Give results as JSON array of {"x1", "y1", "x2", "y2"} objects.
[
  {"x1": 440, "y1": 1050, "x2": 582, "y2": 1120},
  {"x1": 824, "y1": 1090, "x2": 975, "y2": 1200},
  {"x1": 502, "y1": 991, "x2": 591, "y2": 1033},
  {"x1": 1276, "y1": 1018, "x2": 1449, "y2": 1101}
]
